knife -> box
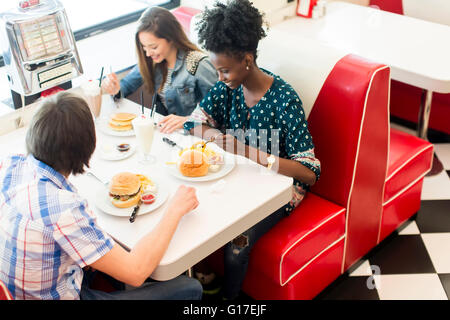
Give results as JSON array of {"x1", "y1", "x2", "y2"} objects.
[
  {"x1": 129, "y1": 199, "x2": 142, "y2": 223},
  {"x1": 162, "y1": 137, "x2": 183, "y2": 150}
]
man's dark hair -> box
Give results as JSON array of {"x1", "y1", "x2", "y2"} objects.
[
  {"x1": 196, "y1": 0, "x2": 267, "y2": 60},
  {"x1": 26, "y1": 91, "x2": 96, "y2": 175}
]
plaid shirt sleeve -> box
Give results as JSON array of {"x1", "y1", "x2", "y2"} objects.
[{"x1": 52, "y1": 197, "x2": 114, "y2": 268}]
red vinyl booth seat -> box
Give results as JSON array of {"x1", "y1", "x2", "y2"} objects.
[
  {"x1": 384, "y1": 129, "x2": 434, "y2": 203},
  {"x1": 390, "y1": 80, "x2": 450, "y2": 136},
  {"x1": 250, "y1": 193, "x2": 345, "y2": 287},
  {"x1": 378, "y1": 129, "x2": 433, "y2": 242},
  {"x1": 244, "y1": 193, "x2": 346, "y2": 299}
]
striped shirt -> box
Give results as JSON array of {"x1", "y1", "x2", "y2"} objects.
[{"x1": 0, "y1": 154, "x2": 114, "y2": 300}]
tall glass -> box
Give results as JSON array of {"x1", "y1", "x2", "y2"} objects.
[
  {"x1": 132, "y1": 115, "x2": 156, "y2": 164},
  {"x1": 81, "y1": 80, "x2": 102, "y2": 120}
]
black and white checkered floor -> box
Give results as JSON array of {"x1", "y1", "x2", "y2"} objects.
[{"x1": 315, "y1": 124, "x2": 450, "y2": 300}]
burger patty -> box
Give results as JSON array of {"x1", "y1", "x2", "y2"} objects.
[{"x1": 109, "y1": 187, "x2": 141, "y2": 201}]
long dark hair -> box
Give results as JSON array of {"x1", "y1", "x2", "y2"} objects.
[{"x1": 136, "y1": 7, "x2": 200, "y2": 95}]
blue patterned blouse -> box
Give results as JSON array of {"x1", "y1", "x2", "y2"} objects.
[{"x1": 184, "y1": 69, "x2": 321, "y2": 213}]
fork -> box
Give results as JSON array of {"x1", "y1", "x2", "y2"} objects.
[
  {"x1": 202, "y1": 133, "x2": 222, "y2": 149},
  {"x1": 87, "y1": 171, "x2": 108, "y2": 186}
]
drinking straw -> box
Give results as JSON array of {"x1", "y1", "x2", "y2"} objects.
[
  {"x1": 151, "y1": 93, "x2": 156, "y2": 122},
  {"x1": 140, "y1": 90, "x2": 144, "y2": 115},
  {"x1": 98, "y1": 66, "x2": 104, "y2": 88}
]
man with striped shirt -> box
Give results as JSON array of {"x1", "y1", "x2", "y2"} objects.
[{"x1": 0, "y1": 92, "x2": 202, "y2": 300}]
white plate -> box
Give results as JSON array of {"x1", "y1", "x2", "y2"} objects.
[
  {"x1": 166, "y1": 151, "x2": 235, "y2": 182},
  {"x1": 97, "y1": 119, "x2": 136, "y2": 137},
  {"x1": 94, "y1": 180, "x2": 169, "y2": 217},
  {"x1": 98, "y1": 143, "x2": 136, "y2": 161}
]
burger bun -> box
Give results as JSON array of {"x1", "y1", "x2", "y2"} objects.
[
  {"x1": 177, "y1": 150, "x2": 209, "y2": 177},
  {"x1": 110, "y1": 192, "x2": 141, "y2": 208},
  {"x1": 109, "y1": 172, "x2": 142, "y2": 208}
]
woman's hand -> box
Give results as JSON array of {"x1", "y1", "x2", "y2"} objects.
[
  {"x1": 158, "y1": 115, "x2": 189, "y2": 134},
  {"x1": 213, "y1": 134, "x2": 246, "y2": 156},
  {"x1": 101, "y1": 73, "x2": 120, "y2": 96}
]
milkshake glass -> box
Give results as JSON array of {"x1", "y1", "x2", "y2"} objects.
[
  {"x1": 132, "y1": 115, "x2": 156, "y2": 164},
  {"x1": 81, "y1": 80, "x2": 102, "y2": 120}
]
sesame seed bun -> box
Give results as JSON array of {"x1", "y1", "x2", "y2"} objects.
[
  {"x1": 109, "y1": 172, "x2": 142, "y2": 208},
  {"x1": 109, "y1": 172, "x2": 141, "y2": 195}
]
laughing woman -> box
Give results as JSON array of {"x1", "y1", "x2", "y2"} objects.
[
  {"x1": 184, "y1": 0, "x2": 321, "y2": 299},
  {"x1": 101, "y1": 6, "x2": 218, "y2": 133}
]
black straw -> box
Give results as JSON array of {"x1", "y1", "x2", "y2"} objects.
[
  {"x1": 151, "y1": 93, "x2": 156, "y2": 119},
  {"x1": 140, "y1": 90, "x2": 144, "y2": 115},
  {"x1": 98, "y1": 67, "x2": 104, "y2": 88}
]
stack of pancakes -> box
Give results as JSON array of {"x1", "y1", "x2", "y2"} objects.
[{"x1": 108, "y1": 113, "x2": 137, "y2": 131}]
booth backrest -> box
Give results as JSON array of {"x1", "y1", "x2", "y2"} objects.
[
  {"x1": 369, "y1": 0, "x2": 403, "y2": 14},
  {"x1": 313, "y1": 55, "x2": 390, "y2": 269},
  {"x1": 258, "y1": 32, "x2": 346, "y2": 119},
  {"x1": 258, "y1": 23, "x2": 390, "y2": 269}
]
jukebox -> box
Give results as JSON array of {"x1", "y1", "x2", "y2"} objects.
[{"x1": 0, "y1": 0, "x2": 83, "y2": 109}]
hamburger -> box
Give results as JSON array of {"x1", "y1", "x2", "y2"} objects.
[
  {"x1": 177, "y1": 149, "x2": 209, "y2": 177},
  {"x1": 108, "y1": 112, "x2": 136, "y2": 131},
  {"x1": 109, "y1": 172, "x2": 142, "y2": 208}
]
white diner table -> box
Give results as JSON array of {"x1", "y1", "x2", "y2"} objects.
[
  {"x1": 271, "y1": 1, "x2": 450, "y2": 140},
  {"x1": 0, "y1": 96, "x2": 293, "y2": 281}
]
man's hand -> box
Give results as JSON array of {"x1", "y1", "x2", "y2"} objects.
[{"x1": 166, "y1": 185, "x2": 199, "y2": 219}]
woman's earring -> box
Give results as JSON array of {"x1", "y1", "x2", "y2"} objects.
[{"x1": 246, "y1": 65, "x2": 250, "y2": 71}]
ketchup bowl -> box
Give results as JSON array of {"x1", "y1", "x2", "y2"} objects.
[{"x1": 141, "y1": 192, "x2": 156, "y2": 205}]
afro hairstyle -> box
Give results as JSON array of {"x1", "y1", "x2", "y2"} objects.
[{"x1": 196, "y1": 0, "x2": 267, "y2": 60}]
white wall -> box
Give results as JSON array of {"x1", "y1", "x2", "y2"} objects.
[
  {"x1": 181, "y1": 0, "x2": 370, "y2": 11},
  {"x1": 181, "y1": 0, "x2": 369, "y2": 26},
  {"x1": 403, "y1": 0, "x2": 450, "y2": 26},
  {"x1": 328, "y1": 0, "x2": 369, "y2": 6}
]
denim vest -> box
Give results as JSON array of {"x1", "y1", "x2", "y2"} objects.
[{"x1": 119, "y1": 50, "x2": 218, "y2": 116}]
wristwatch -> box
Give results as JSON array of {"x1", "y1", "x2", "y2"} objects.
[{"x1": 267, "y1": 155, "x2": 275, "y2": 170}]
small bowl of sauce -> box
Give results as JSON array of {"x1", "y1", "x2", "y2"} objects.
[
  {"x1": 141, "y1": 192, "x2": 156, "y2": 205},
  {"x1": 117, "y1": 143, "x2": 130, "y2": 152}
]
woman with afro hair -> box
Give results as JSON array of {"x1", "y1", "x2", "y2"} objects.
[{"x1": 184, "y1": 0, "x2": 321, "y2": 299}]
